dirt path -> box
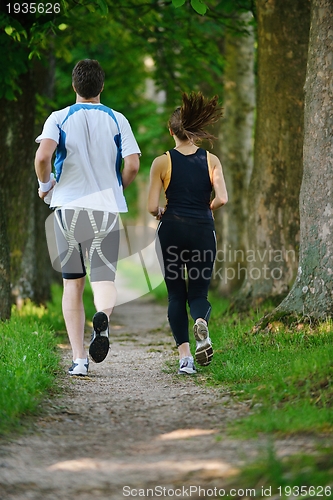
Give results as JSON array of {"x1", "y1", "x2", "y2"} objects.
[{"x1": 0, "y1": 296, "x2": 322, "y2": 500}]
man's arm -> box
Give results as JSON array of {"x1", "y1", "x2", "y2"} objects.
[
  {"x1": 122, "y1": 153, "x2": 140, "y2": 189},
  {"x1": 35, "y1": 138, "x2": 57, "y2": 199}
]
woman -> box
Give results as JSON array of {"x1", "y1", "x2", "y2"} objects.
[{"x1": 148, "y1": 91, "x2": 228, "y2": 374}]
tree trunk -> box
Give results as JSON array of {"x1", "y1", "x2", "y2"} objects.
[
  {"x1": 213, "y1": 13, "x2": 255, "y2": 295},
  {"x1": 0, "y1": 188, "x2": 11, "y2": 320},
  {"x1": 257, "y1": 0, "x2": 333, "y2": 326},
  {"x1": 32, "y1": 56, "x2": 57, "y2": 304},
  {"x1": 0, "y1": 65, "x2": 36, "y2": 306},
  {"x1": 236, "y1": 0, "x2": 311, "y2": 308}
]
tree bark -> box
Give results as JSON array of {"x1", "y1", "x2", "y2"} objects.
[
  {"x1": 214, "y1": 13, "x2": 255, "y2": 295},
  {"x1": 236, "y1": 0, "x2": 311, "y2": 308},
  {"x1": 32, "y1": 56, "x2": 57, "y2": 304},
  {"x1": 0, "y1": 188, "x2": 11, "y2": 320},
  {"x1": 0, "y1": 65, "x2": 37, "y2": 305},
  {"x1": 256, "y1": 0, "x2": 333, "y2": 325}
]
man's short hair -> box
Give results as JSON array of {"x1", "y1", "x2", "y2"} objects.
[{"x1": 72, "y1": 59, "x2": 105, "y2": 99}]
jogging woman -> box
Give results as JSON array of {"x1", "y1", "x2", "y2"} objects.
[{"x1": 148, "y1": 92, "x2": 228, "y2": 374}]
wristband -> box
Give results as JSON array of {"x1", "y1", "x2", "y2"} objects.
[{"x1": 38, "y1": 173, "x2": 54, "y2": 192}]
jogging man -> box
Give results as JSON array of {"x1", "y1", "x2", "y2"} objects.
[{"x1": 35, "y1": 59, "x2": 141, "y2": 376}]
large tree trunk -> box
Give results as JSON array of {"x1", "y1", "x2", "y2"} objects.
[
  {"x1": 257, "y1": 0, "x2": 333, "y2": 325},
  {"x1": 236, "y1": 0, "x2": 311, "y2": 308},
  {"x1": 32, "y1": 57, "x2": 57, "y2": 304},
  {"x1": 0, "y1": 188, "x2": 11, "y2": 320},
  {"x1": 213, "y1": 13, "x2": 255, "y2": 295},
  {"x1": 0, "y1": 65, "x2": 37, "y2": 306}
]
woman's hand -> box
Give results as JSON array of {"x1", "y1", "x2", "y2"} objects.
[{"x1": 155, "y1": 206, "x2": 165, "y2": 220}]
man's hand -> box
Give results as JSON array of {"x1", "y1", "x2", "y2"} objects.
[{"x1": 38, "y1": 177, "x2": 56, "y2": 200}]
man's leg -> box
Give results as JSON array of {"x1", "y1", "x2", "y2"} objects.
[
  {"x1": 62, "y1": 276, "x2": 86, "y2": 360},
  {"x1": 88, "y1": 281, "x2": 116, "y2": 363},
  {"x1": 90, "y1": 280, "x2": 117, "y2": 318},
  {"x1": 87, "y1": 211, "x2": 120, "y2": 363}
]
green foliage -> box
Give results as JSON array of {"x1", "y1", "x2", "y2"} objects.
[
  {"x1": 190, "y1": 0, "x2": 207, "y2": 15},
  {"x1": 0, "y1": 34, "x2": 27, "y2": 99},
  {"x1": 1, "y1": 0, "x2": 255, "y2": 168},
  {"x1": 0, "y1": 10, "x2": 55, "y2": 98},
  {"x1": 51, "y1": 19, "x2": 166, "y2": 171},
  {"x1": 47, "y1": 0, "x2": 255, "y2": 174},
  {"x1": 172, "y1": 0, "x2": 207, "y2": 15}
]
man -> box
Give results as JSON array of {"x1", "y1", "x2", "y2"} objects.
[{"x1": 35, "y1": 59, "x2": 140, "y2": 376}]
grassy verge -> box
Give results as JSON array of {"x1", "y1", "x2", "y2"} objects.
[
  {"x1": 203, "y1": 294, "x2": 333, "y2": 436},
  {"x1": 225, "y1": 446, "x2": 333, "y2": 499},
  {"x1": 151, "y1": 283, "x2": 333, "y2": 435},
  {"x1": 197, "y1": 294, "x2": 333, "y2": 497},
  {"x1": 0, "y1": 284, "x2": 66, "y2": 436}
]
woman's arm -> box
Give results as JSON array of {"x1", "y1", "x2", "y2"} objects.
[
  {"x1": 209, "y1": 154, "x2": 228, "y2": 210},
  {"x1": 148, "y1": 155, "x2": 167, "y2": 217}
]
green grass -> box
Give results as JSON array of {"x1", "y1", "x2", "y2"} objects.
[
  {"x1": 2, "y1": 280, "x2": 333, "y2": 493},
  {"x1": 0, "y1": 287, "x2": 65, "y2": 436},
  {"x1": 190, "y1": 294, "x2": 333, "y2": 495},
  {"x1": 150, "y1": 280, "x2": 168, "y2": 302},
  {"x1": 225, "y1": 445, "x2": 333, "y2": 499},
  {"x1": 116, "y1": 259, "x2": 166, "y2": 301},
  {"x1": 203, "y1": 293, "x2": 333, "y2": 436}
]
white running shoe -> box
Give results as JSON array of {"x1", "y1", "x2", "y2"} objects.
[
  {"x1": 193, "y1": 319, "x2": 213, "y2": 366},
  {"x1": 68, "y1": 358, "x2": 89, "y2": 376},
  {"x1": 178, "y1": 356, "x2": 197, "y2": 375}
]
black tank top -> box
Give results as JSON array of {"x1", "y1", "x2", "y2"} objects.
[{"x1": 164, "y1": 148, "x2": 213, "y2": 220}]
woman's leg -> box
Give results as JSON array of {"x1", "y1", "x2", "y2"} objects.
[
  {"x1": 157, "y1": 220, "x2": 190, "y2": 350},
  {"x1": 186, "y1": 224, "x2": 216, "y2": 366},
  {"x1": 186, "y1": 225, "x2": 216, "y2": 323}
]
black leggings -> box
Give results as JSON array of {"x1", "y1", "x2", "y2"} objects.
[{"x1": 157, "y1": 215, "x2": 216, "y2": 346}]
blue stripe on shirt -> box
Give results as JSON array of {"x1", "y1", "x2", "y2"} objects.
[{"x1": 54, "y1": 127, "x2": 67, "y2": 181}]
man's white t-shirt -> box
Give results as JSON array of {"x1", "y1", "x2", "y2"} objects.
[{"x1": 36, "y1": 102, "x2": 141, "y2": 212}]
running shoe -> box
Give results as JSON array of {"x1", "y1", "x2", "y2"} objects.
[
  {"x1": 89, "y1": 311, "x2": 110, "y2": 363},
  {"x1": 68, "y1": 358, "x2": 89, "y2": 376},
  {"x1": 193, "y1": 319, "x2": 213, "y2": 366},
  {"x1": 178, "y1": 356, "x2": 197, "y2": 375}
]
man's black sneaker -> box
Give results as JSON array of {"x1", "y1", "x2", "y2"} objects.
[{"x1": 89, "y1": 311, "x2": 110, "y2": 363}]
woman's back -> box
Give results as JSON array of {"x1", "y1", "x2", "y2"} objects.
[{"x1": 164, "y1": 148, "x2": 212, "y2": 219}]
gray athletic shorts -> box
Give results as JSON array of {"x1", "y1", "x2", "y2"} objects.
[{"x1": 54, "y1": 208, "x2": 120, "y2": 281}]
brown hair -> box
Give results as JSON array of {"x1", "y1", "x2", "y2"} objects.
[
  {"x1": 72, "y1": 59, "x2": 105, "y2": 99},
  {"x1": 168, "y1": 92, "x2": 223, "y2": 145}
]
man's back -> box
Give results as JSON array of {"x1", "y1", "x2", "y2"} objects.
[{"x1": 36, "y1": 102, "x2": 140, "y2": 212}]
